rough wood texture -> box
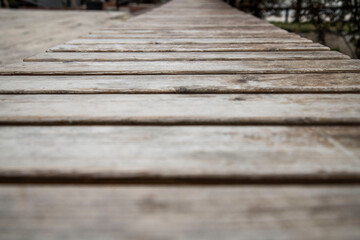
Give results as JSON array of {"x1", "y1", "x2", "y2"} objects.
[
  {"x1": 3, "y1": 60, "x2": 360, "y2": 75},
  {"x1": 0, "y1": 74, "x2": 359, "y2": 94},
  {"x1": 0, "y1": 126, "x2": 359, "y2": 180},
  {"x1": 47, "y1": 43, "x2": 329, "y2": 52},
  {"x1": 66, "y1": 38, "x2": 312, "y2": 44},
  {"x1": 0, "y1": 94, "x2": 359, "y2": 124},
  {"x1": 25, "y1": 51, "x2": 349, "y2": 62},
  {"x1": 103, "y1": 25, "x2": 281, "y2": 30},
  {"x1": 1, "y1": 186, "x2": 360, "y2": 240},
  {"x1": 87, "y1": 30, "x2": 299, "y2": 38},
  {"x1": 1, "y1": 0, "x2": 360, "y2": 238},
  {"x1": 83, "y1": 32, "x2": 302, "y2": 39}
]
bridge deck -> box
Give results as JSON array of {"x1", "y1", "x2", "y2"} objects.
[{"x1": 1, "y1": 0, "x2": 360, "y2": 239}]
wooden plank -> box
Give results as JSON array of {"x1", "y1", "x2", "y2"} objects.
[
  {"x1": 102, "y1": 26, "x2": 286, "y2": 30},
  {"x1": 46, "y1": 43, "x2": 329, "y2": 52},
  {"x1": 130, "y1": 17, "x2": 266, "y2": 23},
  {"x1": 0, "y1": 126, "x2": 359, "y2": 179},
  {"x1": 83, "y1": 33, "x2": 301, "y2": 39},
  {"x1": 0, "y1": 186, "x2": 360, "y2": 240},
  {"x1": 2, "y1": 60, "x2": 360, "y2": 75},
  {"x1": 90, "y1": 29, "x2": 292, "y2": 36},
  {"x1": 66, "y1": 38, "x2": 312, "y2": 44},
  {"x1": 131, "y1": 15, "x2": 262, "y2": 19},
  {"x1": 115, "y1": 20, "x2": 274, "y2": 25},
  {"x1": 111, "y1": 23, "x2": 275, "y2": 27},
  {"x1": 1, "y1": 74, "x2": 359, "y2": 94},
  {"x1": 0, "y1": 94, "x2": 359, "y2": 124},
  {"x1": 24, "y1": 52, "x2": 349, "y2": 62}
]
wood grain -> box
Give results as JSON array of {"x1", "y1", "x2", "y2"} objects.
[
  {"x1": 1, "y1": 73, "x2": 359, "y2": 93},
  {"x1": 88, "y1": 30, "x2": 298, "y2": 38},
  {"x1": 83, "y1": 33, "x2": 301, "y2": 39},
  {"x1": 24, "y1": 51, "x2": 349, "y2": 62},
  {"x1": 66, "y1": 38, "x2": 312, "y2": 44},
  {"x1": 2, "y1": 60, "x2": 360, "y2": 75},
  {"x1": 2, "y1": 0, "x2": 360, "y2": 239},
  {"x1": 0, "y1": 186, "x2": 359, "y2": 240},
  {"x1": 0, "y1": 126, "x2": 359, "y2": 179},
  {"x1": 0, "y1": 94, "x2": 359, "y2": 124},
  {"x1": 47, "y1": 43, "x2": 329, "y2": 52}
]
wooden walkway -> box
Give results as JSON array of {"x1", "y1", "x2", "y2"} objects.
[{"x1": 1, "y1": 0, "x2": 360, "y2": 239}]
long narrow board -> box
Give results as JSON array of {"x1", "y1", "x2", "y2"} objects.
[
  {"x1": 0, "y1": 186, "x2": 359, "y2": 240},
  {"x1": 88, "y1": 30, "x2": 297, "y2": 38},
  {"x1": 0, "y1": 94, "x2": 359, "y2": 124},
  {"x1": 83, "y1": 33, "x2": 302, "y2": 39},
  {"x1": 128, "y1": 18, "x2": 268, "y2": 24},
  {"x1": 0, "y1": 126, "x2": 359, "y2": 180},
  {"x1": 2, "y1": 60, "x2": 360, "y2": 75},
  {"x1": 66, "y1": 38, "x2": 312, "y2": 44},
  {"x1": 1, "y1": 74, "x2": 359, "y2": 94},
  {"x1": 47, "y1": 43, "x2": 329, "y2": 52},
  {"x1": 110, "y1": 23, "x2": 276, "y2": 28},
  {"x1": 98, "y1": 26, "x2": 288, "y2": 31},
  {"x1": 24, "y1": 52, "x2": 349, "y2": 62}
]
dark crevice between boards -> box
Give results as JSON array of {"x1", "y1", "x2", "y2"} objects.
[
  {"x1": 0, "y1": 121, "x2": 360, "y2": 126},
  {"x1": 1, "y1": 175, "x2": 360, "y2": 185},
  {"x1": 3, "y1": 69, "x2": 360, "y2": 76},
  {"x1": 0, "y1": 91, "x2": 360, "y2": 94}
]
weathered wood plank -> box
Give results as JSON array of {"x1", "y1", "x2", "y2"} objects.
[
  {"x1": 0, "y1": 126, "x2": 359, "y2": 179},
  {"x1": 66, "y1": 38, "x2": 312, "y2": 44},
  {"x1": 24, "y1": 52, "x2": 349, "y2": 62},
  {"x1": 90, "y1": 29, "x2": 293, "y2": 36},
  {"x1": 83, "y1": 32, "x2": 301, "y2": 39},
  {"x1": 103, "y1": 26, "x2": 287, "y2": 31},
  {"x1": 0, "y1": 186, "x2": 360, "y2": 240},
  {"x1": 130, "y1": 17, "x2": 266, "y2": 23},
  {"x1": 46, "y1": 43, "x2": 329, "y2": 52},
  {"x1": 2, "y1": 60, "x2": 359, "y2": 75},
  {"x1": 114, "y1": 21, "x2": 274, "y2": 26},
  {"x1": 111, "y1": 23, "x2": 275, "y2": 28},
  {"x1": 0, "y1": 74, "x2": 359, "y2": 93},
  {"x1": 0, "y1": 94, "x2": 359, "y2": 124}
]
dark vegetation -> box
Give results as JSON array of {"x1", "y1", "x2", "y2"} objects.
[{"x1": 225, "y1": 0, "x2": 360, "y2": 58}]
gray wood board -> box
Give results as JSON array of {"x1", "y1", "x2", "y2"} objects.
[
  {"x1": 2, "y1": 60, "x2": 360, "y2": 75},
  {"x1": 46, "y1": 43, "x2": 329, "y2": 52},
  {"x1": 88, "y1": 30, "x2": 298, "y2": 38},
  {"x1": 0, "y1": 126, "x2": 359, "y2": 179},
  {"x1": 66, "y1": 38, "x2": 312, "y2": 44},
  {"x1": 112, "y1": 22, "x2": 275, "y2": 27},
  {"x1": 0, "y1": 94, "x2": 359, "y2": 124},
  {"x1": 24, "y1": 52, "x2": 349, "y2": 62},
  {"x1": 0, "y1": 186, "x2": 360, "y2": 240},
  {"x1": 0, "y1": 74, "x2": 359, "y2": 93},
  {"x1": 83, "y1": 33, "x2": 301, "y2": 39}
]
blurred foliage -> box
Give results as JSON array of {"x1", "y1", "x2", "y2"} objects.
[{"x1": 231, "y1": 0, "x2": 360, "y2": 58}]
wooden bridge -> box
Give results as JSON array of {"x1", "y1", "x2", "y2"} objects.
[{"x1": 1, "y1": 0, "x2": 360, "y2": 238}]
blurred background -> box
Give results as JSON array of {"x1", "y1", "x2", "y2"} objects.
[
  {"x1": 0, "y1": 0, "x2": 359, "y2": 67},
  {"x1": 225, "y1": 0, "x2": 360, "y2": 59},
  {"x1": 0, "y1": 0, "x2": 166, "y2": 66}
]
